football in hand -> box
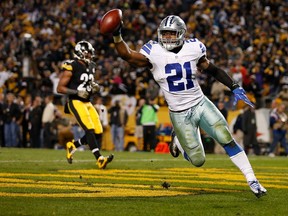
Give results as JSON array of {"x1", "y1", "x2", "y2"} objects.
[{"x1": 100, "y1": 9, "x2": 122, "y2": 35}]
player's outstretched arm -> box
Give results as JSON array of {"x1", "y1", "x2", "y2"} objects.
[
  {"x1": 198, "y1": 56, "x2": 254, "y2": 108},
  {"x1": 112, "y1": 25, "x2": 150, "y2": 68},
  {"x1": 57, "y1": 70, "x2": 89, "y2": 99}
]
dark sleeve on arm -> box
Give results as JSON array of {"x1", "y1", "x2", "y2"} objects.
[
  {"x1": 203, "y1": 63, "x2": 239, "y2": 90},
  {"x1": 269, "y1": 116, "x2": 276, "y2": 128}
]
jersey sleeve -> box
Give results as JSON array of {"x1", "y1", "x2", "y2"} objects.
[
  {"x1": 139, "y1": 40, "x2": 155, "y2": 57},
  {"x1": 61, "y1": 60, "x2": 73, "y2": 71},
  {"x1": 196, "y1": 40, "x2": 207, "y2": 63}
]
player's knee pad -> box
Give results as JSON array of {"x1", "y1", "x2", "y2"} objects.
[
  {"x1": 186, "y1": 147, "x2": 205, "y2": 167},
  {"x1": 190, "y1": 155, "x2": 205, "y2": 167},
  {"x1": 214, "y1": 124, "x2": 234, "y2": 145}
]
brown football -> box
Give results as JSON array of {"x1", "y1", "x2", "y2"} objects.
[{"x1": 100, "y1": 9, "x2": 122, "y2": 35}]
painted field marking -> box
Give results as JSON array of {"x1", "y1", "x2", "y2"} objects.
[{"x1": 0, "y1": 167, "x2": 287, "y2": 198}]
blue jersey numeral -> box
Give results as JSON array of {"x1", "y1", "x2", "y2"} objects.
[{"x1": 165, "y1": 61, "x2": 194, "y2": 92}]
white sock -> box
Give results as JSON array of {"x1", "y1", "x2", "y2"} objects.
[
  {"x1": 92, "y1": 148, "x2": 100, "y2": 153},
  {"x1": 230, "y1": 151, "x2": 257, "y2": 182}
]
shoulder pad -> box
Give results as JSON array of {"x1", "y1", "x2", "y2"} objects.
[
  {"x1": 61, "y1": 60, "x2": 74, "y2": 71},
  {"x1": 185, "y1": 38, "x2": 206, "y2": 54},
  {"x1": 185, "y1": 38, "x2": 198, "y2": 43},
  {"x1": 147, "y1": 40, "x2": 158, "y2": 45},
  {"x1": 141, "y1": 40, "x2": 158, "y2": 55}
]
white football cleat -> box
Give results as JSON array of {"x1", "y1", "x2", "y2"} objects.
[{"x1": 248, "y1": 180, "x2": 267, "y2": 198}]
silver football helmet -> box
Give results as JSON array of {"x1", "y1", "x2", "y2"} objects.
[
  {"x1": 74, "y1": 41, "x2": 95, "y2": 63},
  {"x1": 158, "y1": 15, "x2": 187, "y2": 50}
]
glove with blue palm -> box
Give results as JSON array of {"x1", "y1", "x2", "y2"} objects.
[{"x1": 232, "y1": 84, "x2": 254, "y2": 108}]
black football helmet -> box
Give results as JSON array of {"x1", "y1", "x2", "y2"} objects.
[{"x1": 74, "y1": 41, "x2": 95, "y2": 63}]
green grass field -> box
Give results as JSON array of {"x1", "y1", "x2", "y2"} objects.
[{"x1": 0, "y1": 148, "x2": 287, "y2": 216}]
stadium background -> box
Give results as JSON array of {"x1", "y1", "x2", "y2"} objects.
[{"x1": 0, "y1": 0, "x2": 287, "y2": 152}]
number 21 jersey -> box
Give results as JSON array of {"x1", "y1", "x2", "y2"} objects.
[{"x1": 140, "y1": 38, "x2": 206, "y2": 112}]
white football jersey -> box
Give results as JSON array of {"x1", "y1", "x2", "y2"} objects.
[{"x1": 140, "y1": 38, "x2": 206, "y2": 111}]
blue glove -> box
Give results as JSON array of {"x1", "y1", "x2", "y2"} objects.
[{"x1": 232, "y1": 87, "x2": 254, "y2": 108}]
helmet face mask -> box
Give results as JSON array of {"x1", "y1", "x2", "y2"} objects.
[
  {"x1": 158, "y1": 15, "x2": 187, "y2": 51},
  {"x1": 74, "y1": 41, "x2": 95, "y2": 63}
]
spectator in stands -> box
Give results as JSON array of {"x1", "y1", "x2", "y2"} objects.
[
  {"x1": 268, "y1": 103, "x2": 288, "y2": 157},
  {"x1": 210, "y1": 80, "x2": 227, "y2": 104},
  {"x1": 217, "y1": 100, "x2": 228, "y2": 120},
  {"x1": 42, "y1": 94, "x2": 56, "y2": 148},
  {"x1": 29, "y1": 96, "x2": 43, "y2": 148},
  {"x1": 245, "y1": 75, "x2": 263, "y2": 109},
  {"x1": 108, "y1": 100, "x2": 128, "y2": 151},
  {"x1": 2, "y1": 93, "x2": 22, "y2": 147},
  {"x1": 0, "y1": 61, "x2": 16, "y2": 93},
  {"x1": 276, "y1": 85, "x2": 288, "y2": 110},
  {"x1": 229, "y1": 65, "x2": 243, "y2": 88},
  {"x1": 146, "y1": 79, "x2": 160, "y2": 103},
  {"x1": 21, "y1": 94, "x2": 32, "y2": 147},
  {"x1": 0, "y1": 92, "x2": 5, "y2": 147},
  {"x1": 242, "y1": 104, "x2": 260, "y2": 155},
  {"x1": 140, "y1": 99, "x2": 159, "y2": 152},
  {"x1": 40, "y1": 69, "x2": 53, "y2": 98},
  {"x1": 55, "y1": 118, "x2": 74, "y2": 150},
  {"x1": 49, "y1": 62, "x2": 63, "y2": 105},
  {"x1": 135, "y1": 98, "x2": 146, "y2": 150}
]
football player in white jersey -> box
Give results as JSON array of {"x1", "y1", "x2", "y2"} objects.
[{"x1": 111, "y1": 15, "x2": 266, "y2": 198}]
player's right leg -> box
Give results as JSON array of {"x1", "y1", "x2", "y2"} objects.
[
  {"x1": 169, "y1": 130, "x2": 192, "y2": 161},
  {"x1": 169, "y1": 110, "x2": 205, "y2": 167}
]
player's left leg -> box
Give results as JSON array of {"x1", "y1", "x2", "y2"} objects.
[
  {"x1": 68, "y1": 100, "x2": 113, "y2": 168},
  {"x1": 89, "y1": 103, "x2": 114, "y2": 168},
  {"x1": 280, "y1": 133, "x2": 288, "y2": 156},
  {"x1": 200, "y1": 97, "x2": 267, "y2": 197},
  {"x1": 65, "y1": 100, "x2": 90, "y2": 163}
]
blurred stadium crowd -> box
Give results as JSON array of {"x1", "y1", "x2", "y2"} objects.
[{"x1": 0, "y1": 0, "x2": 287, "y2": 148}]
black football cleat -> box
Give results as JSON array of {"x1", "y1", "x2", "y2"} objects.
[{"x1": 169, "y1": 130, "x2": 180, "y2": 158}]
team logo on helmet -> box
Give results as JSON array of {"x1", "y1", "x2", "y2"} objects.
[
  {"x1": 158, "y1": 15, "x2": 187, "y2": 51},
  {"x1": 74, "y1": 41, "x2": 95, "y2": 63}
]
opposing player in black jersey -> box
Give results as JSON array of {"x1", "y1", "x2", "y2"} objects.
[{"x1": 57, "y1": 41, "x2": 113, "y2": 169}]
